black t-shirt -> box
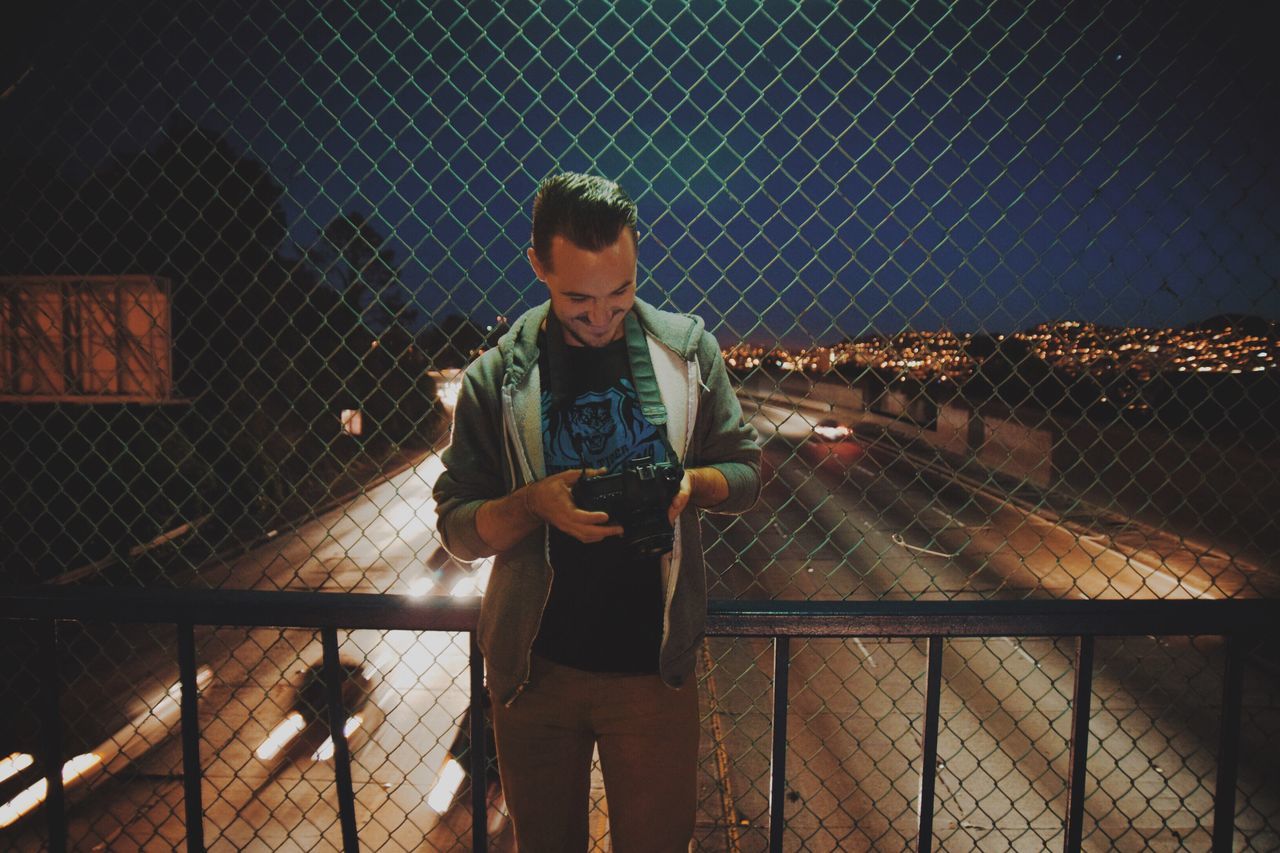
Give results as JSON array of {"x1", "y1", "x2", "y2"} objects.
[{"x1": 531, "y1": 330, "x2": 668, "y2": 673}]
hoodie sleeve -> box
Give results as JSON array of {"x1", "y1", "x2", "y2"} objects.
[
  {"x1": 689, "y1": 328, "x2": 762, "y2": 514},
  {"x1": 432, "y1": 352, "x2": 509, "y2": 561}
]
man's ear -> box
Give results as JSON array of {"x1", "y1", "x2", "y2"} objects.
[{"x1": 527, "y1": 246, "x2": 547, "y2": 283}]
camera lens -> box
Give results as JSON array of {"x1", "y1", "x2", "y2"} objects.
[
  {"x1": 627, "y1": 529, "x2": 674, "y2": 557},
  {"x1": 623, "y1": 513, "x2": 675, "y2": 556}
]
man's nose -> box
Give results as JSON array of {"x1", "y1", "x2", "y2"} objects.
[{"x1": 588, "y1": 301, "x2": 609, "y2": 326}]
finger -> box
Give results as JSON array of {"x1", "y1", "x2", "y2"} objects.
[
  {"x1": 572, "y1": 525, "x2": 623, "y2": 543},
  {"x1": 575, "y1": 509, "x2": 613, "y2": 525},
  {"x1": 562, "y1": 511, "x2": 622, "y2": 532},
  {"x1": 668, "y1": 493, "x2": 690, "y2": 524}
]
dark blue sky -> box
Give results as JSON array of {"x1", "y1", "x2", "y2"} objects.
[{"x1": 4, "y1": 0, "x2": 1278, "y2": 346}]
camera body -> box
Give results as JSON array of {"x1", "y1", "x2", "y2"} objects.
[{"x1": 571, "y1": 455, "x2": 684, "y2": 557}]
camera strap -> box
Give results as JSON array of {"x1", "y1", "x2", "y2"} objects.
[
  {"x1": 623, "y1": 311, "x2": 682, "y2": 465},
  {"x1": 542, "y1": 309, "x2": 575, "y2": 410}
]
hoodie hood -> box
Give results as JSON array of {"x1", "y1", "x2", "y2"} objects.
[{"x1": 495, "y1": 296, "x2": 705, "y2": 386}]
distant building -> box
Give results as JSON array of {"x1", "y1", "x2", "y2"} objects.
[{"x1": 0, "y1": 276, "x2": 174, "y2": 403}]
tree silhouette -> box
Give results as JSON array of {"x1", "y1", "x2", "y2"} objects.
[
  {"x1": 0, "y1": 114, "x2": 441, "y2": 578},
  {"x1": 419, "y1": 314, "x2": 489, "y2": 368},
  {"x1": 963, "y1": 334, "x2": 1058, "y2": 411},
  {"x1": 307, "y1": 211, "x2": 419, "y2": 338}
]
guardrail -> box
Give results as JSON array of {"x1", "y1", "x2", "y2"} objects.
[{"x1": 1, "y1": 589, "x2": 1273, "y2": 853}]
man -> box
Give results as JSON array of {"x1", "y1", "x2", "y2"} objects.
[{"x1": 433, "y1": 172, "x2": 761, "y2": 851}]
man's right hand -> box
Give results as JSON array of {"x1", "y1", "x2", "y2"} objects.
[{"x1": 524, "y1": 468, "x2": 625, "y2": 543}]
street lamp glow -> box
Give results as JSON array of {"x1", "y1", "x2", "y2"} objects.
[{"x1": 450, "y1": 575, "x2": 483, "y2": 597}]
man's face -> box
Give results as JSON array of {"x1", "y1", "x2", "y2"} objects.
[{"x1": 528, "y1": 229, "x2": 637, "y2": 348}]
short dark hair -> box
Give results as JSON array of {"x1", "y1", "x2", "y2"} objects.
[{"x1": 531, "y1": 172, "x2": 638, "y2": 271}]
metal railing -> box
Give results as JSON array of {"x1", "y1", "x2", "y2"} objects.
[{"x1": 1, "y1": 588, "x2": 1271, "y2": 853}]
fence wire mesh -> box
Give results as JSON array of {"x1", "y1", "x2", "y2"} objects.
[{"x1": 1, "y1": 0, "x2": 1278, "y2": 849}]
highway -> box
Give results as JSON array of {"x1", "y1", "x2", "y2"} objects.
[
  {"x1": 691, "y1": 400, "x2": 1280, "y2": 850},
  {"x1": 1, "y1": 394, "x2": 1277, "y2": 851}
]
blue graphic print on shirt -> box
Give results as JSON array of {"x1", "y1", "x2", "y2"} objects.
[{"x1": 542, "y1": 378, "x2": 669, "y2": 475}]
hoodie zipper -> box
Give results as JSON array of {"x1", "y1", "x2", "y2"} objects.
[
  {"x1": 501, "y1": 382, "x2": 551, "y2": 706},
  {"x1": 658, "y1": 355, "x2": 701, "y2": 663}
]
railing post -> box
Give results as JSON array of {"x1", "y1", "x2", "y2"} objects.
[
  {"x1": 1212, "y1": 634, "x2": 1245, "y2": 852},
  {"x1": 469, "y1": 634, "x2": 488, "y2": 852},
  {"x1": 917, "y1": 636, "x2": 944, "y2": 853},
  {"x1": 176, "y1": 622, "x2": 204, "y2": 852},
  {"x1": 321, "y1": 627, "x2": 361, "y2": 852},
  {"x1": 769, "y1": 636, "x2": 791, "y2": 853},
  {"x1": 39, "y1": 618, "x2": 67, "y2": 853},
  {"x1": 1064, "y1": 635, "x2": 1095, "y2": 853}
]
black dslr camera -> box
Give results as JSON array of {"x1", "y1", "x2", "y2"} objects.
[{"x1": 571, "y1": 455, "x2": 684, "y2": 557}]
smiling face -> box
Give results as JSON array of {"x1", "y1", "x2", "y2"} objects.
[{"x1": 528, "y1": 228, "x2": 637, "y2": 348}]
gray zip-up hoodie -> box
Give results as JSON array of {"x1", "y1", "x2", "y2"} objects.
[{"x1": 433, "y1": 297, "x2": 762, "y2": 705}]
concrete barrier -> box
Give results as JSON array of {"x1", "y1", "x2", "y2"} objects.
[
  {"x1": 739, "y1": 372, "x2": 1056, "y2": 488},
  {"x1": 736, "y1": 370, "x2": 863, "y2": 415},
  {"x1": 936, "y1": 403, "x2": 970, "y2": 458},
  {"x1": 976, "y1": 414, "x2": 1054, "y2": 488}
]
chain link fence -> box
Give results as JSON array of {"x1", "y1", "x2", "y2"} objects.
[{"x1": 2, "y1": 0, "x2": 1278, "y2": 849}]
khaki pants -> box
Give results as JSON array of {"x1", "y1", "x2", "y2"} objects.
[{"x1": 490, "y1": 655, "x2": 700, "y2": 852}]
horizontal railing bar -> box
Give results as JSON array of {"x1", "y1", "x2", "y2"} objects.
[
  {"x1": 2, "y1": 588, "x2": 1277, "y2": 638},
  {"x1": 0, "y1": 587, "x2": 483, "y2": 631},
  {"x1": 706, "y1": 598, "x2": 1279, "y2": 638}
]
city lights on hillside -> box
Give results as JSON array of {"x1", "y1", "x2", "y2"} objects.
[{"x1": 724, "y1": 322, "x2": 1277, "y2": 383}]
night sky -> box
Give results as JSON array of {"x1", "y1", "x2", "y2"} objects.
[{"x1": 3, "y1": 0, "x2": 1278, "y2": 347}]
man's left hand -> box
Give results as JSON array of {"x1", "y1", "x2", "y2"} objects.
[
  {"x1": 667, "y1": 469, "x2": 693, "y2": 526},
  {"x1": 667, "y1": 467, "x2": 730, "y2": 526}
]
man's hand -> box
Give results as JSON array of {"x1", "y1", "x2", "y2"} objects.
[
  {"x1": 668, "y1": 469, "x2": 693, "y2": 525},
  {"x1": 668, "y1": 467, "x2": 730, "y2": 525},
  {"x1": 526, "y1": 468, "x2": 625, "y2": 543}
]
